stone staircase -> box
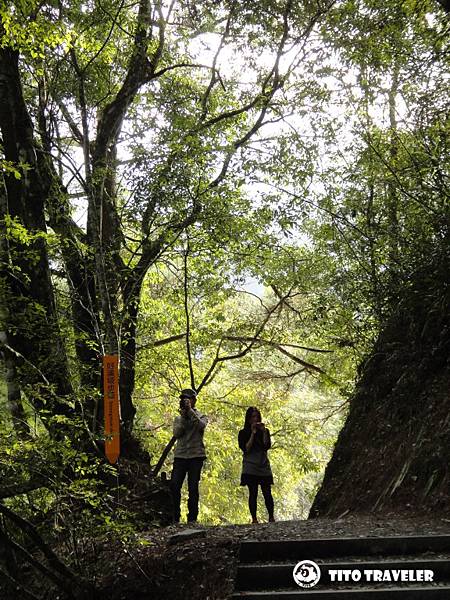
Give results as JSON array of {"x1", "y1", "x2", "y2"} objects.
[{"x1": 232, "y1": 533, "x2": 450, "y2": 598}]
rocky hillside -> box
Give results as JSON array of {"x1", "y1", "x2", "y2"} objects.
[{"x1": 310, "y1": 258, "x2": 450, "y2": 517}]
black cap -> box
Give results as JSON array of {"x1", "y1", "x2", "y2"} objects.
[{"x1": 180, "y1": 388, "x2": 197, "y2": 399}]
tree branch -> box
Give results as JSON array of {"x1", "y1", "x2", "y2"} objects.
[
  {"x1": 0, "y1": 504, "x2": 95, "y2": 598},
  {"x1": 94, "y1": 0, "x2": 170, "y2": 156},
  {"x1": 224, "y1": 335, "x2": 333, "y2": 354},
  {"x1": 200, "y1": 7, "x2": 233, "y2": 121},
  {"x1": 136, "y1": 333, "x2": 186, "y2": 351},
  {"x1": 183, "y1": 241, "x2": 196, "y2": 389},
  {"x1": 152, "y1": 436, "x2": 176, "y2": 478},
  {"x1": 197, "y1": 292, "x2": 289, "y2": 392},
  {"x1": 57, "y1": 101, "x2": 84, "y2": 145},
  {"x1": 0, "y1": 527, "x2": 72, "y2": 598}
]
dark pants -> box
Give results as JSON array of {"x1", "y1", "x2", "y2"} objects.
[
  {"x1": 170, "y1": 457, "x2": 205, "y2": 522},
  {"x1": 248, "y1": 483, "x2": 274, "y2": 519}
]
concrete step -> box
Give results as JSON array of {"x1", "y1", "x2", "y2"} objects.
[
  {"x1": 239, "y1": 535, "x2": 450, "y2": 563},
  {"x1": 231, "y1": 586, "x2": 450, "y2": 599},
  {"x1": 235, "y1": 558, "x2": 450, "y2": 590}
]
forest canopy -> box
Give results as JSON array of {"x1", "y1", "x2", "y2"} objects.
[{"x1": 0, "y1": 0, "x2": 448, "y2": 562}]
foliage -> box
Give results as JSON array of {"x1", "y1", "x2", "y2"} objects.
[{"x1": 0, "y1": 0, "x2": 449, "y2": 594}]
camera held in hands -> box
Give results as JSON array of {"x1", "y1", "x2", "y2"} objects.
[
  {"x1": 178, "y1": 388, "x2": 196, "y2": 412},
  {"x1": 179, "y1": 397, "x2": 190, "y2": 411}
]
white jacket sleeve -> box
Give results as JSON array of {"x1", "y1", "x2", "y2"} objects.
[
  {"x1": 190, "y1": 409, "x2": 208, "y2": 431},
  {"x1": 173, "y1": 416, "x2": 186, "y2": 438}
]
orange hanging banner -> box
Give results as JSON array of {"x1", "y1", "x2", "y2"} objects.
[{"x1": 103, "y1": 355, "x2": 120, "y2": 464}]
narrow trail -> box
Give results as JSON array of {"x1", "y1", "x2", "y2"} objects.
[{"x1": 98, "y1": 514, "x2": 450, "y2": 600}]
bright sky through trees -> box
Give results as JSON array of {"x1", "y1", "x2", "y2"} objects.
[{"x1": 0, "y1": 0, "x2": 448, "y2": 536}]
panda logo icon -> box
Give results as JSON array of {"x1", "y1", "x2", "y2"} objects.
[{"x1": 293, "y1": 560, "x2": 321, "y2": 588}]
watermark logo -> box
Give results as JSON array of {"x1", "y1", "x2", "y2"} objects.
[
  {"x1": 329, "y1": 568, "x2": 434, "y2": 583},
  {"x1": 293, "y1": 560, "x2": 321, "y2": 588}
]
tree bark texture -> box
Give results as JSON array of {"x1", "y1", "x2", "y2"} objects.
[{"x1": 0, "y1": 46, "x2": 74, "y2": 423}]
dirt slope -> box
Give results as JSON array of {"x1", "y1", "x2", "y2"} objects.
[{"x1": 310, "y1": 270, "x2": 450, "y2": 518}]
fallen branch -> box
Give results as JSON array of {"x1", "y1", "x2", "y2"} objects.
[
  {"x1": 152, "y1": 436, "x2": 176, "y2": 478},
  {"x1": 0, "y1": 502, "x2": 95, "y2": 599},
  {"x1": 0, "y1": 527, "x2": 72, "y2": 598}
]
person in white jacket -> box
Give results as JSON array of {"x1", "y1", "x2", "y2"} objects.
[{"x1": 170, "y1": 388, "x2": 208, "y2": 523}]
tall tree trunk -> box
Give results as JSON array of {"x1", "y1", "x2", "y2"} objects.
[
  {"x1": 0, "y1": 181, "x2": 30, "y2": 437},
  {"x1": 36, "y1": 78, "x2": 101, "y2": 398},
  {"x1": 0, "y1": 311, "x2": 30, "y2": 438},
  {"x1": 0, "y1": 45, "x2": 73, "y2": 425}
]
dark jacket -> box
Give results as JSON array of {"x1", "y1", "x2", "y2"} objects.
[{"x1": 238, "y1": 428, "x2": 272, "y2": 477}]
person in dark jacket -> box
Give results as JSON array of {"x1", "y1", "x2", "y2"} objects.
[
  {"x1": 238, "y1": 406, "x2": 275, "y2": 523},
  {"x1": 171, "y1": 388, "x2": 208, "y2": 523}
]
